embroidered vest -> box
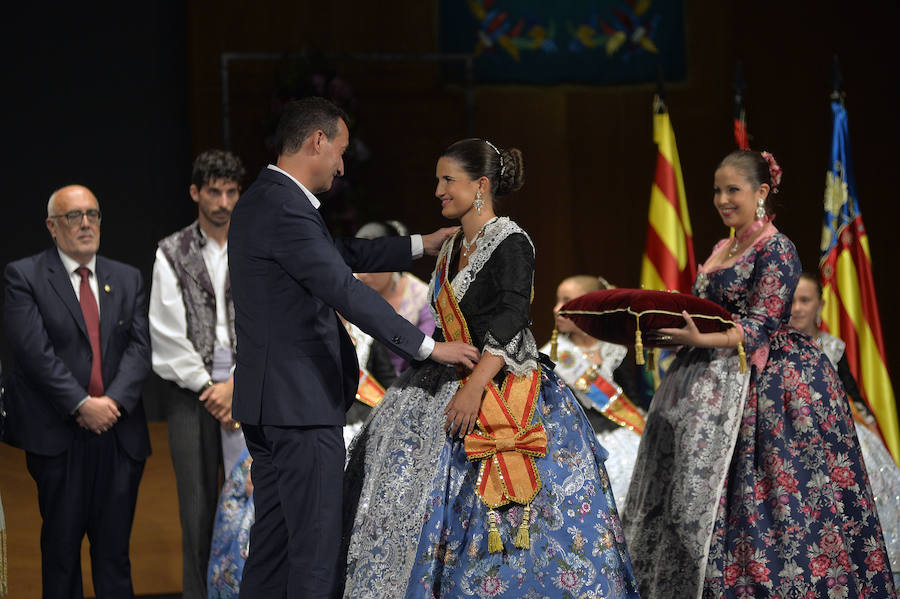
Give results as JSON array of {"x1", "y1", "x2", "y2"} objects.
[{"x1": 158, "y1": 222, "x2": 236, "y2": 374}]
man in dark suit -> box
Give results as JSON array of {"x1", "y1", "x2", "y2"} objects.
[
  {"x1": 228, "y1": 97, "x2": 479, "y2": 598},
  {"x1": 3, "y1": 184, "x2": 151, "y2": 598}
]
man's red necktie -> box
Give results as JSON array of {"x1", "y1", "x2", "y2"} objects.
[{"x1": 76, "y1": 266, "x2": 104, "y2": 396}]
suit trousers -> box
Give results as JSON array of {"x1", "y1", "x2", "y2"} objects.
[
  {"x1": 164, "y1": 382, "x2": 221, "y2": 599},
  {"x1": 240, "y1": 423, "x2": 344, "y2": 599},
  {"x1": 26, "y1": 428, "x2": 144, "y2": 599}
]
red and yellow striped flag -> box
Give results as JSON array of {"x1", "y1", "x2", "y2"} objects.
[
  {"x1": 640, "y1": 95, "x2": 696, "y2": 292},
  {"x1": 820, "y1": 100, "x2": 899, "y2": 465}
]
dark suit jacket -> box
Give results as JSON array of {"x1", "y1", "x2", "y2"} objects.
[
  {"x1": 228, "y1": 167, "x2": 427, "y2": 426},
  {"x1": 2, "y1": 247, "x2": 151, "y2": 459}
]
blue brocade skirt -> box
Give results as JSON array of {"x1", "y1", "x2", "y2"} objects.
[{"x1": 342, "y1": 360, "x2": 640, "y2": 599}]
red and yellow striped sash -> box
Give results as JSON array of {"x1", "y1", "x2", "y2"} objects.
[{"x1": 434, "y1": 240, "x2": 547, "y2": 509}]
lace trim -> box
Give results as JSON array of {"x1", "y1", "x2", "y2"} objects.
[
  {"x1": 622, "y1": 348, "x2": 750, "y2": 598},
  {"x1": 818, "y1": 331, "x2": 845, "y2": 367},
  {"x1": 483, "y1": 329, "x2": 539, "y2": 376},
  {"x1": 428, "y1": 217, "x2": 535, "y2": 328}
]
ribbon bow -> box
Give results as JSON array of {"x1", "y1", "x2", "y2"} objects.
[{"x1": 464, "y1": 423, "x2": 548, "y2": 461}]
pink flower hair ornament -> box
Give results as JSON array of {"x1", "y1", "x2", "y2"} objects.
[{"x1": 760, "y1": 150, "x2": 783, "y2": 194}]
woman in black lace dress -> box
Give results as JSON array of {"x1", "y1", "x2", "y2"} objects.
[{"x1": 340, "y1": 139, "x2": 640, "y2": 599}]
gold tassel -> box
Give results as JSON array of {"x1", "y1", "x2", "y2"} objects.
[
  {"x1": 634, "y1": 319, "x2": 644, "y2": 366},
  {"x1": 646, "y1": 348, "x2": 658, "y2": 373},
  {"x1": 487, "y1": 510, "x2": 503, "y2": 553},
  {"x1": 737, "y1": 340, "x2": 747, "y2": 374},
  {"x1": 514, "y1": 505, "x2": 531, "y2": 549},
  {"x1": 549, "y1": 324, "x2": 559, "y2": 362}
]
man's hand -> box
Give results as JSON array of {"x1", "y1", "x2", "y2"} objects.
[
  {"x1": 76, "y1": 396, "x2": 121, "y2": 434},
  {"x1": 221, "y1": 417, "x2": 241, "y2": 432},
  {"x1": 421, "y1": 227, "x2": 460, "y2": 256},
  {"x1": 430, "y1": 341, "x2": 480, "y2": 370},
  {"x1": 201, "y1": 376, "x2": 234, "y2": 423}
]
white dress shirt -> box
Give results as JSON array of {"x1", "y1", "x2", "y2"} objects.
[
  {"x1": 57, "y1": 249, "x2": 100, "y2": 312},
  {"x1": 266, "y1": 164, "x2": 434, "y2": 359},
  {"x1": 149, "y1": 230, "x2": 232, "y2": 392}
]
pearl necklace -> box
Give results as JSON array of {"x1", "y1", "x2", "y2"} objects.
[{"x1": 461, "y1": 217, "x2": 497, "y2": 257}]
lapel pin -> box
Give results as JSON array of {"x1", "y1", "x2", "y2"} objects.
[{"x1": 104, "y1": 284, "x2": 111, "y2": 293}]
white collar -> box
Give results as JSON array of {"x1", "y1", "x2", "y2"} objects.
[
  {"x1": 197, "y1": 223, "x2": 227, "y2": 251},
  {"x1": 267, "y1": 164, "x2": 321, "y2": 209},
  {"x1": 57, "y1": 248, "x2": 97, "y2": 276}
]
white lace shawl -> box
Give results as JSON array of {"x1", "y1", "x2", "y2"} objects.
[{"x1": 427, "y1": 217, "x2": 539, "y2": 375}]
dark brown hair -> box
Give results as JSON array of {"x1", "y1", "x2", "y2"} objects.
[
  {"x1": 191, "y1": 149, "x2": 245, "y2": 189},
  {"x1": 798, "y1": 271, "x2": 823, "y2": 297},
  {"x1": 441, "y1": 138, "x2": 524, "y2": 197},
  {"x1": 273, "y1": 97, "x2": 350, "y2": 156}
]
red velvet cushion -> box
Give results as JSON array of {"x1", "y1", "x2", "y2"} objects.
[{"x1": 558, "y1": 288, "x2": 736, "y2": 347}]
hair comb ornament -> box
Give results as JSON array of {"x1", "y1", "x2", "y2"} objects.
[{"x1": 484, "y1": 139, "x2": 505, "y2": 175}]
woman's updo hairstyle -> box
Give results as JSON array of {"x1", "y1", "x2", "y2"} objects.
[
  {"x1": 718, "y1": 149, "x2": 783, "y2": 214},
  {"x1": 441, "y1": 138, "x2": 525, "y2": 197}
]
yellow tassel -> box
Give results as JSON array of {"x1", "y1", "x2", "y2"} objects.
[
  {"x1": 549, "y1": 324, "x2": 559, "y2": 362},
  {"x1": 646, "y1": 348, "x2": 657, "y2": 373},
  {"x1": 513, "y1": 505, "x2": 531, "y2": 549},
  {"x1": 514, "y1": 505, "x2": 531, "y2": 549},
  {"x1": 737, "y1": 340, "x2": 747, "y2": 374},
  {"x1": 487, "y1": 510, "x2": 503, "y2": 553},
  {"x1": 634, "y1": 322, "x2": 644, "y2": 366}
]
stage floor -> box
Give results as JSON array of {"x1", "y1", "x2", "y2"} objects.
[{"x1": 0, "y1": 421, "x2": 183, "y2": 598}]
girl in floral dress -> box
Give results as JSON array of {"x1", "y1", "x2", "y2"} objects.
[
  {"x1": 622, "y1": 150, "x2": 896, "y2": 598},
  {"x1": 342, "y1": 139, "x2": 640, "y2": 599}
]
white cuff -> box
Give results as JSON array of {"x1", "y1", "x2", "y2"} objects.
[
  {"x1": 410, "y1": 234, "x2": 424, "y2": 259},
  {"x1": 72, "y1": 395, "x2": 90, "y2": 415},
  {"x1": 415, "y1": 335, "x2": 435, "y2": 360}
]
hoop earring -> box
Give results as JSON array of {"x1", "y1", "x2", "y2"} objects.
[
  {"x1": 473, "y1": 191, "x2": 484, "y2": 215},
  {"x1": 756, "y1": 197, "x2": 766, "y2": 220}
]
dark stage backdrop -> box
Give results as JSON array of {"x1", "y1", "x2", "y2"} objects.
[
  {"x1": 2, "y1": 3, "x2": 193, "y2": 419},
  {"x1": 2, "y1": 1, "x2": 898, "y2": 414},
  {"x1": 186, "y1": 1, "x2": 900, "y2": 400}
]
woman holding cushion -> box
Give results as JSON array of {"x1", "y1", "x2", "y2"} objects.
[
  {"x1": 622, "y1": 150, "x2": 895, "y2": 597},
  {"x1": 341, "y1": 139, "x2": 639, "y2": 598}
]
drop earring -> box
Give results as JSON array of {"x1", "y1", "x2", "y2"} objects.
[
  {"x1": 473, "y1": 191, "x2": 484, "y2": 215},
  {"x1": 756, "y1": 197, "x2": 766, "y2": 220}
]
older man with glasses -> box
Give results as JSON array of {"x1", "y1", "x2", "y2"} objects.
[{"x1": 2, "y1": 184, "x2": 151, "y2": 598}]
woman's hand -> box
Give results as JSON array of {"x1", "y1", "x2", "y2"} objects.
[
  {"x1": 444, "y1": 384, "x2": 485, "y2": 438},
  {"x1": 655, "y1": 310, "x2": 703, "y2": 347},
  {"x1": 652, "y1": 310, "x2": 743, "y2": 349}
]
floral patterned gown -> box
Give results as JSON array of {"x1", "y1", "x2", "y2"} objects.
[
  {"x1": 207, "y1": 448, "x2": 254, "y2": 599},
  {"x1": 622, "y1": 225, "x2": 896, "y2": 598},
  {"x1": 341, "y1": 218, "x2": 640, "y2": 599}
]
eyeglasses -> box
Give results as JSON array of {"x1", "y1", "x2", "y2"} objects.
[{"x1": 49, "y1": 209, "x2": 102, "y2": 227}]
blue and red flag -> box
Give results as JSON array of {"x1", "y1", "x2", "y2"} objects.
[{"x1": 819, "y1": 99, "x2": 899, "y2": 465}]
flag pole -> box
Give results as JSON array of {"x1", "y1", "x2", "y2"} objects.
[
  {"x1": 733, "y1": 61, "x2": 749, "y2": 150},
  {"x1": 830, "y1": 54, "x2": 844, "y2": 104},
  {"x1": 820, "y1": 59, "x2": 900, "y2": 464}
]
